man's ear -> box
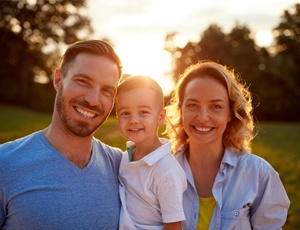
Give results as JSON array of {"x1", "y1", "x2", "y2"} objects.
[
  {"x1": 53, "y1": 69, "x2": 63, "y2": 92},
  {"x1": 158, "y1": 109, "x2": 166, "y2": 125}
]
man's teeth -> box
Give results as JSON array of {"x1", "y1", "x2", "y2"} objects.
[
  {"x1": 195, "y1": 127, "x2": 211, "y2": 132},
  {"x1": 76, "y1": 107, "x2": 95, "y2": 118}
]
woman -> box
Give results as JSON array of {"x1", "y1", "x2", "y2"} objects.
[{"x1": 165, "y1": 61, "x2": 290, "y2": 230}]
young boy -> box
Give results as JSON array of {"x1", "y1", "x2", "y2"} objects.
[{"x1": 116, "y1": 76, "x2": 187, "y2": 230}]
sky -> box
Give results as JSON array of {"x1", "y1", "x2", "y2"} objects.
[{"x1": 86, "y1": 0, "x2": 299, "y2": 95}]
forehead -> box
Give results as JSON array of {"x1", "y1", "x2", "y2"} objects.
[
  {"x1": 184, "y1": 77, "x2": 228, "y2": 98},
  {"x1": 118, "y1": 87, "x2": 157, "y2": 99},
  {"x1": 69, "y1": 53, "x2": 119, "y2": 84},
  {"x1": 117, "y1": 87, "x2": 161, "y2": 106}
]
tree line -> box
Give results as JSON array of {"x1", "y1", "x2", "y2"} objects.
[
  {"x1": 164, "y1": 3, "x2": 300, "y2": 121},
  {"x1": 0, "y1": 1, "x2": 299, "y2": 121}
]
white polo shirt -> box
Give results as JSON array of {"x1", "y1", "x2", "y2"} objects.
[{"x1": 118, "y1": 139, "x2": 187, "y2": 230}]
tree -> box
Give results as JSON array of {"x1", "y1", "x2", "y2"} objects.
[
  {"x1": 164, "y1": 23, "x2": 274, "y2": 121},
  {"x1": 264, "y1": 3, "x2": 300, "y2": 120},
  {"x1": 165, "y1": 4, "x2": 300, "y2": 121},
  {"x1": 165, "y1": 23, "x2": 265, "y2": 87},
  {"x1": 165, "y1": 24, "x2": 228, "y2": 81},
  {"x1": 0, "y1": 0, "x2": 93, "y2": 111}
]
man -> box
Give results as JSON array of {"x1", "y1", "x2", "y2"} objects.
[{"x1": 0, "y1": 40, "x2": 123, "y2": 229}]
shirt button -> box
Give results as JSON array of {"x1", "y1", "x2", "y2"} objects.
[{"x1": 234, "y1": 211, "x2": 239, "y2": 217}]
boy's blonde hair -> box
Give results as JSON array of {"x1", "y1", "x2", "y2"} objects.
[{"x1": 116, "y1": 76, "x2": 164, "y2": 110}]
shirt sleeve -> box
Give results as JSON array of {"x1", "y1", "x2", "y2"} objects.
[
  {"x1": 0, "y1": 187, "x2": 4, "y2": 226},
  {"x1": 250, "y1": 167, "x2": 290, "y2": 229},
  {"x1": 155, "y1": 167, "x2": 187, "y2": 223}
]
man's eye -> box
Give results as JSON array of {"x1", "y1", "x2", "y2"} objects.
[
  {"x1": 76, "y1": 79, "x2": 89, "y2": 86},
  {"x1": 102, "y1": 88, "x2": 115, "y2": 97}
]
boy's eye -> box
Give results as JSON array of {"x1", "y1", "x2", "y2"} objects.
[{"x1": 120, "y1": 112, "x2": 129, "y2": 116}]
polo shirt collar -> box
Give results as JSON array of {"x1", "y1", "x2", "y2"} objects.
[{"x1": 126, "y1": 138, "x2": 171, "y2": 166}]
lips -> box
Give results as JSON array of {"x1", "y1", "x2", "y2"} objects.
[
  {"x1": 128, "y1": 128, "x2": 143, "y2": 132},
  {"x1": 75, "y1": 107, "x2": 96, "y2": 118},
  {"x1": 194, "y1": 126, "x2": 213, "y2": 132}
]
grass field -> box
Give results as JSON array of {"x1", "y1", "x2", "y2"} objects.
[{"x1": 0, "y1": 104, "x2": 299, "y2": 229}]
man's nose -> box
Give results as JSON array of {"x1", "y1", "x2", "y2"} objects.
[{"x1": 84, "y1": 88, "x2": 101, "y2": 106}]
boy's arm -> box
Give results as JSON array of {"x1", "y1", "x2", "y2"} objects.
[{"x1": 164, "y1": 221, "x2": 182, "y2": 230}]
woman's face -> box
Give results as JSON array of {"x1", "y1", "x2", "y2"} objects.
[{"x1": 181, "y1": 76, "x2": 232, "y2": 147}]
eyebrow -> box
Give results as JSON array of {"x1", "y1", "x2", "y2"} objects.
[
  {"x1": 186, "y1": 98, "x2": 226, "y2": 103},
  {"x1": 211, "y1": 99, "x2": 226, "y2": 103},
  {"x1": 117, "y1": 105, "x2": 152, "y2": 112},
  {"x1": 75, "y1": 74, "x2": 117, "y2": 91}
]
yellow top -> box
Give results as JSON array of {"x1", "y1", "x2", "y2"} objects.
[{"x1": 197, "y1": 196, "x2": 216, "y2": 230}]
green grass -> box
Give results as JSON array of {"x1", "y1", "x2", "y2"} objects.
[
  {"x1": 252, "y1": 122, "x2": 300, "y2": 229},
  {"x1": 0, "y1": 104, "x2": 299, "y2": 229},
  {"x1": 0, "y1": 104, "x2": 51, "y2": 143}
]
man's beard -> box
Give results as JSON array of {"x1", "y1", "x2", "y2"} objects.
[{"x1": 56, "y1": 87, "x2": 106, "y2": 137}]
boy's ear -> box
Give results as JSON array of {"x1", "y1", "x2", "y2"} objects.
[
  {"x1": 53, "y1": 69, "x2": 63, "y2": 92},
  {"x1": 158, "y1": 109, "x2": 166, "y2": 125}
]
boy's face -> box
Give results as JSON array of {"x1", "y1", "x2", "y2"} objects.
[{"x1": 116, "y1": 87, "x2": 165, "y2": 145}]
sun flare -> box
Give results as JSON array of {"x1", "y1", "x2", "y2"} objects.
[{"x1": 116, "y1": 41, "x2": 174, "y2": 96}]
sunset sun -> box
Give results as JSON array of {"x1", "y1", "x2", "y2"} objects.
[{"x1": 116, "y1": 38, "x2": 175, "y2": 96}]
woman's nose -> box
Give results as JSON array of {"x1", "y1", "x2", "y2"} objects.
[{"x1": 197, "y1": 108, "x2": 209, "y2": 121}]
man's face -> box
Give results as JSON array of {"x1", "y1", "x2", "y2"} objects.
[{"x1": 54, "y1": 53, "x2": 119, "y2": 137}]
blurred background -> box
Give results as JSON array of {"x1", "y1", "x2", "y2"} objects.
[
  {"x1": 0, "y1": 0, "x2": 299, "y2": 229},
  {"x1": 1, "y1": 0, "x2": 300, "y2": 121}
]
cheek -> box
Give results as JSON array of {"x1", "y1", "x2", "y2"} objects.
[
  {"x1": 118, "y1": 117, "x2": 128, "y2": 127},
  {"x1": 182, "y1": 109, "x2": 194, "y2": 122},
  {"x1": 214, "y1": 113, "x2": 231, "y2": 127},
  {"x1": 181, "y1": 111, "x2": 192, "y2": 130},
  {"x1": 102, "y1": 96, "x2": 114, "y2": 109},
  {"x1": 118, "y1": 120, "x2": 124, "y2": 130},
  {"x1": 62, "y1": 82, "x2": 83, "y2": 97}
]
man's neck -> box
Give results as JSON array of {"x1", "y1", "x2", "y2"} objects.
[{"x1": 42, "y1": 125, "x2": 93, "y2": 169}]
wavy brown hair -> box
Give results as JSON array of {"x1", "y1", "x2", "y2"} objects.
[{"x1": 165, "y1": 61, "x2": 255, "y2": 154}]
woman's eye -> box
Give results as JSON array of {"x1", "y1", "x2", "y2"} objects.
[
  {"x1": 211, "y1": 104, "x2": 222, "y2": 109},
  {"x1": 187, "y1": 103, "x2": 197, "y2": 108}
]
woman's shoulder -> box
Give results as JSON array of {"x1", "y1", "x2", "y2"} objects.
[{"x1": 235, "y1": 150, "x2": 276, "y2": 174}]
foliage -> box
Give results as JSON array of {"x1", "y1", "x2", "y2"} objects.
[
  {"x1": 253, "y1": 122, "x2": 300, "y2": 229},
  {"x1": 0, "y1": 103, "x2": 51, "y2": 143},
  {"x1": 267, "y1": 3, "x2": 300, "y2": 121},
  {"x1": 165, "y1": 3, "x2": 300, "y2": 121},
  {"x1": 0, "y1": 104, "x2": 299, "y2": 229},
  {"x1": 0, "y1": 0, "x2": 93, "y2": 112}
]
